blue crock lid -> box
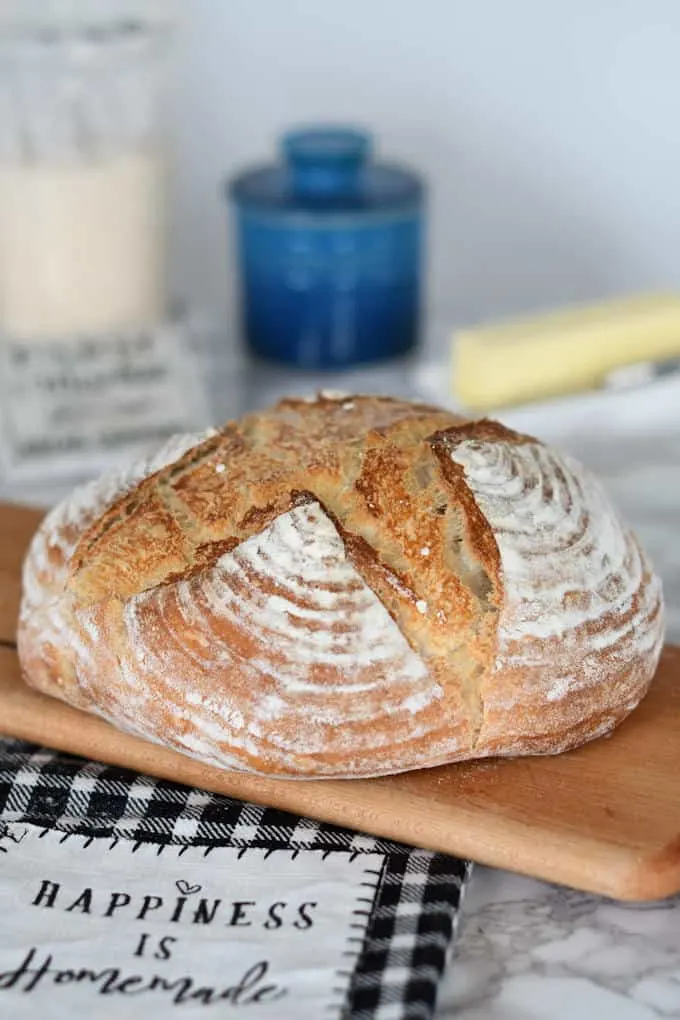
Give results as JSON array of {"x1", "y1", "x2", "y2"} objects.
[{"x1": 228, "y1": 125, "x2": 422, "y2": 215}]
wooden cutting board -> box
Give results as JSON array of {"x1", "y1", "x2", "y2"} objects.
[{"x1": 1, "y1": 501, "x2": 679, "y2": 902}]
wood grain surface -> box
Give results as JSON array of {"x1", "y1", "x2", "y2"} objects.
[{"x1": 1, "y1": 501, "x2": 678, "y2": 901}]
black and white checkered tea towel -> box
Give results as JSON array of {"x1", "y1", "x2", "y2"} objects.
[{"x1": 0, "y1": 738, "x2": 470, "y2": 1020}]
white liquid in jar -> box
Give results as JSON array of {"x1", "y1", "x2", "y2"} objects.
[{"x1": 0, "y1": 150, "x2": 166, "y2": 339}]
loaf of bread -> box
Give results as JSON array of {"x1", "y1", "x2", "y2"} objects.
[{"x1": 17, "y1": 393, "x2": 664, "y2": 778}]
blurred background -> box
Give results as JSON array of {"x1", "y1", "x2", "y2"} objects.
[
  {"x1": 170, "y1": 0, "x2": 680, "y2": 339},
  {"x1": 0, "y1": 0, "x2": 679, "y2": 632}
]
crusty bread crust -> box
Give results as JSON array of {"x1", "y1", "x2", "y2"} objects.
[{"x1": 17, "y1": 393, "x2": 664, "y2": 777}]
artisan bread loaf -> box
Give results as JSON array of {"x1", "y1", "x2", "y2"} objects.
[{"x1": 17, "y1": 393, "x2": 664, "y2": 778}]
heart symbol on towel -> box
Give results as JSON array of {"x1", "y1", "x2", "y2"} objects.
[{"x1": 175, "y1": 879, "x2": 202, "y2": 896}]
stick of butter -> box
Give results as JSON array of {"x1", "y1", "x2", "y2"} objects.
[{"x1": 452, "y1": 292, "x2": 680, "y2": 411}]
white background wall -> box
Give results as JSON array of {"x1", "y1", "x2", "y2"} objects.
[{"x1": 168, "y1": 0, "x2": 680, "y2": 347}]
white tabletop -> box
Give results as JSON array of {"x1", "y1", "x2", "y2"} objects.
[{"x1": 441, "y1": 868, "x2": 680, "y2": 1019}]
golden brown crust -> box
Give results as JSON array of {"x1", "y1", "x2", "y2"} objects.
[{"x1": 17, "y1": 393, "x2": 665, "y2": 778}]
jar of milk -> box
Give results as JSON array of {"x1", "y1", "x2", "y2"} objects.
[
  {"x1": 0, "y1": 2, "x2": 207, "y2": 497},
  {"x1": 0, "y1": 0, "x2": 169, "y2": 338}
]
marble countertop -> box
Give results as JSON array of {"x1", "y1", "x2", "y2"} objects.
[{"x1": 440, "y1": 869, "x2": 680, "y2": 1019}]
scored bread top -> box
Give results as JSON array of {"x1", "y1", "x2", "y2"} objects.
[{"x1": 18, "y1": 393, "x2": 664, "y2": 777}]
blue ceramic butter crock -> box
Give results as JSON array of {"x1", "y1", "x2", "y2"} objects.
[{"x1": 227, "y1": 126, "x2": 424, "y2": 369}]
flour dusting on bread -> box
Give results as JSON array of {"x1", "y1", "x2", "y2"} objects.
[
  {"x1": 17, "y1": 395, "x2": 665, "y2": 778},
  {"x1": 71, "y1": 502, "x2": 448, "y2": 776},
  {"x1": 22, "y1": 430, "x2": 210, "y2": 614},
  {"x1": 451, "y1": 436, "x2": 664, "y2": 750}
]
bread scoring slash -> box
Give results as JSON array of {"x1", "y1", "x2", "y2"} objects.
[{"x1": 17, "y1": 393, "x2": 664, "y2": 778}]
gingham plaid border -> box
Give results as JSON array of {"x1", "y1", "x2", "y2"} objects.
[{"x1": 0, "y1": 738, "x2": 470, "y2": 1020}]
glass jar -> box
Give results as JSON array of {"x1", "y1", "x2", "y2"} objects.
[
  {"x1": 0, "y1": 0, "x2": 171, "y2": 339},
  {"x1": 0, "y1": 2, "x2": 211, "y2": 499}
]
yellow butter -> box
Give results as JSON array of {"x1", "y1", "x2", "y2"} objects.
[{"x1": 452, "y1": 293, "x2": 680, "y2": 411}]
